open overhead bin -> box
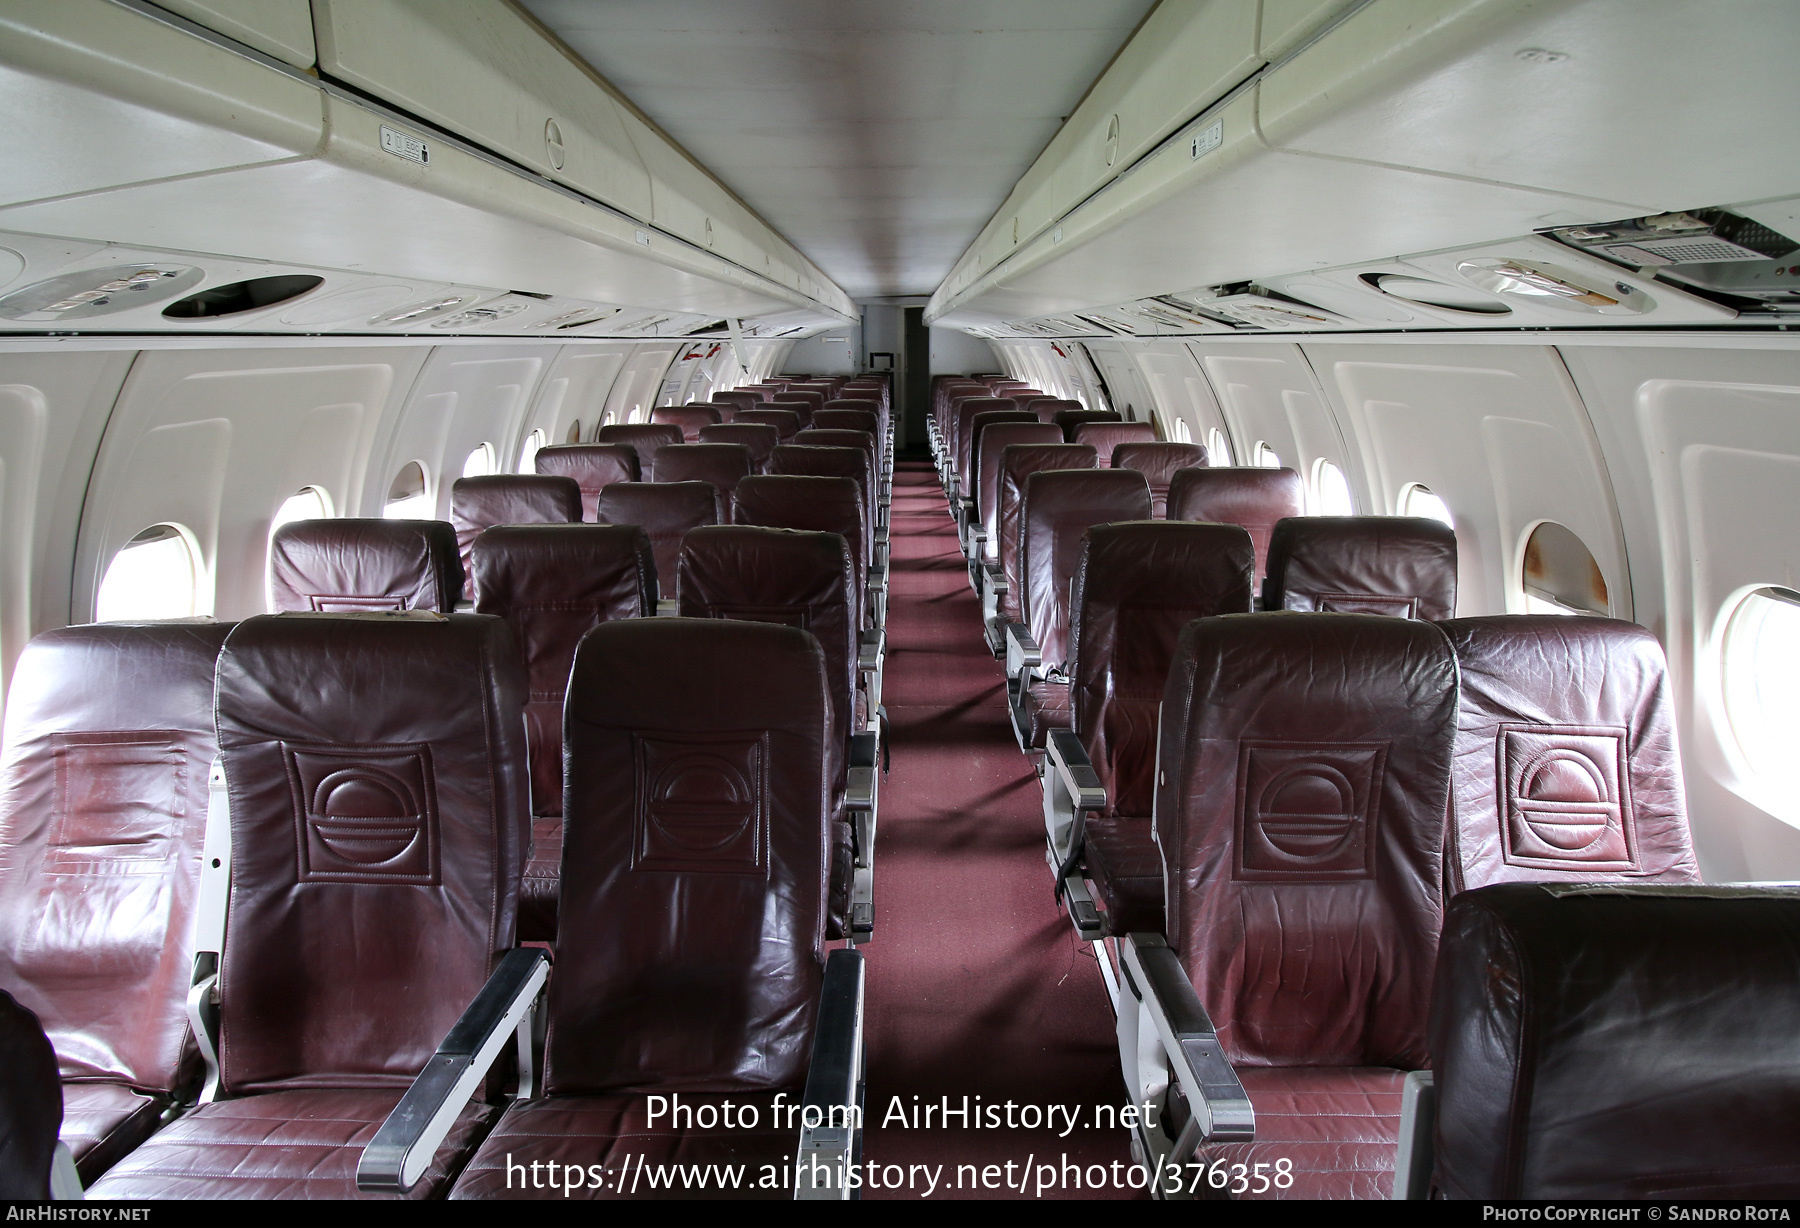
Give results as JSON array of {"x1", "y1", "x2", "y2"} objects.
[{"x1": 0, "y1": 0, "x2": 853, "y2": 334}]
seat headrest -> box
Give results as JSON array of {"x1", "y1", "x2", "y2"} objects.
[
  {"x1": 593, "y1": 482, "x2": 721, "y2": 601},
  {"x1": 736, "y1": 408, "x2": 804, "y2": 438},
  {"x1": 1112, "y1": 440, "x2": 1209, "y2": 482},
  {"x1": 1167, "y1": 466, "x2": 1305, "y2": 579},
  {"x1": 1071, "y1": 421, "x2": 1158, "y2": 465},
  {"x1": 733, "y1": 475, "x2": 865, "y2": 543},
  {"x1": 1023, "y1": 397, "x2": 1080, "y2": 422},
  {"x1": 1070, "y1": 521, "x2": 1255, "y2": 817},
  {"x1": 549, "y1": 618, "x2": 831, "y2": 1093},
  {"x1": 534, "y1": 444, "x2": 640, "y2": 518},
  {"x1": 650, "y1": 405, "x2": 722, "y2": 440},
  {"x1": 1019, "y1": 468, "x2": 1152, "y2": 669},
  {"x1": 1438, "y1": 615, "x2": 1697, "y2": 889},
  {"x1": 1265, "y1": 515, "x2": 1457, "y2": 620},
  {"x1": 698, "y1": 422, "x2": 780, "y2": 467},
  {"x1": 595, "y1": 424, "x2": 683, "y2": 480},
  {"x1": 269, "y1": 518, "x2": 463, "y2": 613},
  {"x1": 1431, "y1": 883, "x2": 1800, "y2": 1199},
  {"x1": 1052, "y1": 408, "x2": 1123, "y2": 441},
  {"x1": 649, "y1": 443, "x2": 754, "y2": 495},
  {"x1": 450, "y1": 475, "x2": 582, "y2": 600},
  {"x1": 710, "y1": 389, "x2": 764, "y2": 409},
  {"x1": 1158, "y1": 612, "x2": 1457, "y2": 1067},
  {"x1": 793, "y1": 428, "x2": 874, "y2": 455},
  {"x1": 813, "y1": 409, "x2": 879, "y2": 434},
  {"x1": 212, "y1": 612, "x2": 529, "y2": 1090}
]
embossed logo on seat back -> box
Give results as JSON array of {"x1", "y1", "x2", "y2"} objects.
[
  {"x1": 1501, "y1": 725, "x2": 1635, "y2": 871},
  {"x1": 1234, "y1": 742, "x2": 1387, "y2": 881},
  {"x1": 633, "y1": 734, "x2": 768, "y2": 875},
  {"x1": 287, "y1": 746, "x2": 439, "y2": 884}
]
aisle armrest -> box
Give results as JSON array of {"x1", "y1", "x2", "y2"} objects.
[
  {"x1": 1393, "y1": 1071, "x2": 1436, "y2": 1200},
  {"x1": 795, "y1": 950, "x2": 867, "y2": 1200}
]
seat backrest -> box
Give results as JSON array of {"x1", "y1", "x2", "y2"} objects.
[
  {"x1": 1053, "y1": 408, "x2": 1123, "y2": 441},
  {"x1": 716, "y1": 388, "x2": 768, "y2": 408},
  {"x1": 770, "y1": 392, "x2": 822, "y2": 425},
  {"x1": 698, "y1": 422, "x2": 779, "y2": 472},
  {"x1": 0, "y1": 989, "x2": 59, "y2": 1199},
  {"x1": 951, "y1": 397, "x2": 1017, "y2": 476},
  {"x1": 792, "y1": 429, "x2": 877, "y2": 487},
  {"x1": 1431, "y1": 884, "x2": 1800, "y2": 1199},
  {"x1": 534, "y1": 444, "x2": 639, "y2": 520},
  {"x1": 977, "y1": 422, "x2": 1063, "y2": 557},
  {"x1": 813, "y1": 408, "x2": 878, "y2": 435},
  {"x1": 0, "y1": 622, "x2": 231, "y2": 1094},
  {"x1": 1438, "y1": 616, "x2": 1698, "y2": 891},
  {"x1": 1265, "y1": 515, "x2": 1457, "y2": 620},
  {"x1": 450, "y1": 475, "x2": 582, "y2": 601},
  {"x1": 595, "y1": 423, "x2": 683, "y2": 481},
  {"x1": 592, "y1": 482, "x2": 722, "y2": 600},
  {"x1": 473, "y1": 525, "x2": 655, "y2": 817},
  {"x1": 935, "y1": 381, "x2": 985, "y2": 438},
  {"x1": 650, "y1": 404, "x2": 721, "y2": 441},
  {"x1": 1112, "y1": 441, "x2": 1209, "y2": 517},
  {"x1": 546, "y1": 619, "x2": 830, "y2": 1094},
  {"x1": 737, "y1": 407, "x2": 803, "y2": 439},
  {"x1": 770, "y1": 444, "x2": 875, "y2": 563},
  {"x1": 961, "y1": 409, "x2": 1038, "y2": 490},
  {"x1": 1070, "y1": 523, "x2": 1255, "y2": 817},
  {"x1": 1019, "y1": 468, "x2": 1151, "y2": 670},
  {"x1": 997, "y1": 443, "x2": 1097, "y2": 616},
  {"x1": 269, "y1": 519, "x2": 463, "y2": 614},
  {"x1": 648, "y1": 443, "x2": 754, "y2": 514},
  {"x1": 211, "y1": 612, "x2": 528, "y2": 1092},
  {"x1": 1072, "y1": 421, "x2": 1158, "y2": 466},
  {"x1": 732, "y1": 475, "x2": 868, "y2": 626},
  {"x1": 1167, "y1": 466, "x2": 1305, "y2": 581},
  {"x1": 679, "y1": 526, "x2": 857, "y2": 739},
  {"x1": 1157, "y1": 613, "x2": 1457, "y2": 1067},
  {"x1": 1022, "y1": 395, "x2": 1076, "y2": 422}
]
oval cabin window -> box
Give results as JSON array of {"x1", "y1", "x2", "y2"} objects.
[
  {"x1": 1401, "y1": 483, "x2": 1454, "y2": 528},
  {"x1": 1520, "y1": 521, "x2": 1608, "y2": 615},
  {"x1": 1721, "y1": 587, "x2": 1800, "y2": 813},
  {"x1": 1207, "y1": 428, "x2": 1233, "y2": 466},
  {"x1": 1169, "y1": 416, "x2": 1192, "y2": 444},
  {"x1": 1313, "y1": 459, "x2": 1354, "y2": 515},
  {"x1": 95, "y1": 524, "x2": 205, "y2": 622},
  {"x1": 384, "y1": 461, "x2": 433, "y2": 518},
  {"x1": 271, "y1": 486, "x2": 332, "y2": 535},
  {"x1": 519, "y1": 429, "x2": 547, "y2": 472},
  {"x1": 1252, "y1": 441, "x2": 1282, "y2": 468},
  {"x1": 462, "y1": 443, "x2": 497, "y2": 478}
]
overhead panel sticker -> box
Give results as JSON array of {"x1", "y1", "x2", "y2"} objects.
[
  {"x1": 1190, "y1": 120, "x2": 1223, "y2": 161},
  {"x1": 380, "y1": 126, "x2": 430, "y2": 166}
]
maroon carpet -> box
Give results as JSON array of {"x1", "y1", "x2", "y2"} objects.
[{"x1": 859, "y1": 462, "x2": 1136, "y2": 1201}]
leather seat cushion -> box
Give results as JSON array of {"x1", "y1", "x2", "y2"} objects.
[
  {"x1": 1023, "y1": 678, "x2": 1072, "y2": 749},
  {"x1": 1082, "y1": 818, "x2": 1163, "y2": 935},
  {"x1": 519, "y1": 815, "x2": 563, "y2": 942},
  {"x1": 451, "y1": 1093, "x2": 797, "y2": 1200},
  {"x1": 87, "y1": 1089, "x2": 496, "y2": 1200},
  {"x1": 61, "y1": 1083, "x2": 165, "y2": 1183},
  {"x1": 1195, "y1": 1067, "x2": 1406, "y2": 1200}
]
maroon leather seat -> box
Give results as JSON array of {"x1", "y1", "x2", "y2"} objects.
[
  {"x1": 450, "y1": 475, "x2": 582, "y2": 602},
  {"x1": 959, "y1": 409, "x2": 1037, "y2": 499},
  {"x1": 1067, "y1": 524, "x2": 1255, "y2": 936},
  {"x1": 732, "y1": 475, "x2": 869, "y2": 627},
  {"x1": 1112, "y1": 441, "x2": 1209, "y2": 518},
  {"x1": 1022, "y1": 396, "x2": 1077, "y2": 423},
  {"x1": 534, "y1": 444, "x2": 639, "y2": 521},
  {"x1": 1156, "y1": 614, "x2": 1457, "y2": 1198},
  {"x1": 770, "y1": 445, "x2": 875, "y2": 567},
  {"x1": 1439, "y1": 616, "x2": 1699, "y2": 892},
  {"x1": 1430, "y1": 884, "x2": 1800, "y2": 1199},
  {"x1": 1265, "y1": 516, "x2": 1457, "y2": 620},
  {"x1": 473, "y1": 525, "x2": 657, "y2": 940},
  {"x1": 596, "y1": 423, "x2": 682, "y2": 481},
  {"x1": 1053, "y1": 408, "x2": 1123, "y2": 441},
  {"x1": 823, "y1": 398, "x2": 888, "y2": 446},
  {"x1": 89, "y1": 613, "x2": 530, "y2": 1200},
  {"x1": 1015, "y1": 470, "x2": 1151, "y2": 750},
  {"x1": 1167, "y1": 467, "x2": 1305, "y2": 584},
  {"x1": 813, "y1": 408, "x2": 878, "y2": 435},
  {"x1": 794, "y1": 429, "x2": 877, "y2": 502},
  {"x1": 996, "y1": 443, "x2": 1097, "y2": 622},
  {"x1": 736, "y1": 407, "x2": 803, "y2": 440},
  {"x1": 0, "y1": 622, "x2": 232, "y2": 1184},
  {"x1": 448, "y1": 619, "x2": 835, "y2": 1200},
  {"x1": 950, "y1": 398, "x2": 1017, "y2": 484},
  {"x1": 592, "y1": 482, "x2": 722, "y2": 601},
  {"x1": 698, "y1": 422, "x2": 779, "y2": 473},
  {"x1": 709, "y1": 389, "x2": 762, "y2": 416},
  {"x1": 976, "y1": 423, "x2": 1063, "y2": 564},
  {"x1": 678, "y1": 526, "x2": 859, "y2": 935},
  {"x1": 0, "y1": 989, "x2": 62, "y2": 1198},
  {"x1": 650, "y1": 405, "x2": 721, "y2": 441},
  {"x1": 770, "y1": 391, "x2": 821, "y2": 426},
  {"x1": 648, "y1": 443, "x2": 754, "y2": 516},
  {"x1": 269, "y1": 520, "x2": 462, "y2": 614},
  {"x1": 1072, "y1": 421, "x2": 1157, "y2": 466},
  {"x1": 934, "y1": 380, "x2": 985, "y2": 440}
]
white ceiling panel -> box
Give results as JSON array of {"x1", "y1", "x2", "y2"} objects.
[{"x1": 522, "y1": 0, "x2": 1155, "y2": 301}]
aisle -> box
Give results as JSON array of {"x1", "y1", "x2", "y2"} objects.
[{"x1": 859, "y1": 461, "x2": 1134, "y2": 1201}]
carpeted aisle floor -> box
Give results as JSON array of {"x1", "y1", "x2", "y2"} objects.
[{"x1": 859, "y1": 461, "x2": 1137, "y2": 1201}]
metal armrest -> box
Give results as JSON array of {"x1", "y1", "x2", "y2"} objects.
[
  {"x1": 857, "y1": 628, "x2": 886, "y2": 675},
  {"x1": 1044, "y1": 729, "x2": 1107, "y2": 938},
  {"x1": 1392, "y1": 1071, "x2": 1436, "y2": 1200},
  {"x1": 1003, "y1": 621, "x2": 1041, "y2": 678},
  {"x1": 795, "y1": 950, "x2": 867, "y2": 1200},
  {"x1": 356, "y1": 947, "x2": 551, "y2": 1192},
  {"x1": 49, "y1": 1143, "x2": 82, "y2": 1200},
  {"x1": 1118, "y1": 934, "x2": 1253, "y2": 1188},
  {"x1": 655, "y1": 598, "x2": 679, "y2": 617}
]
